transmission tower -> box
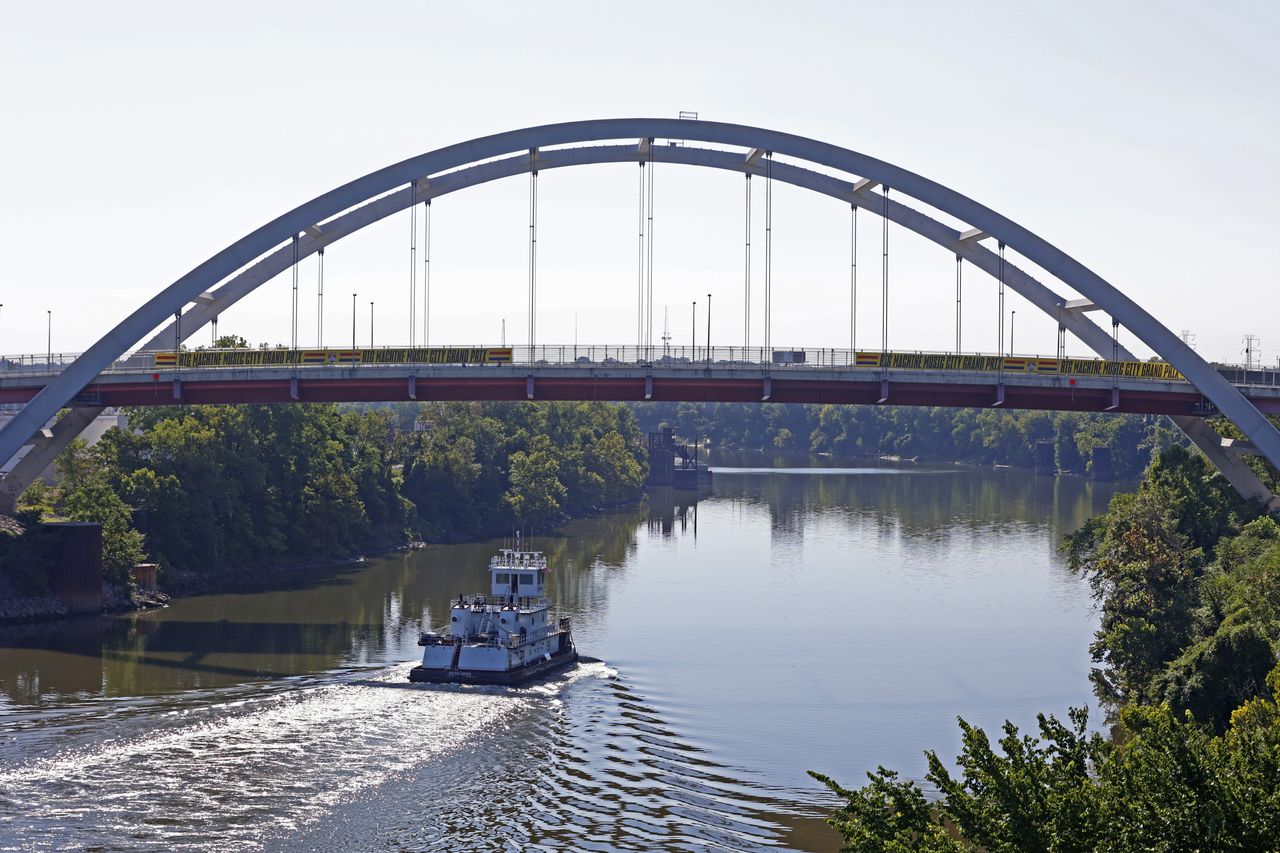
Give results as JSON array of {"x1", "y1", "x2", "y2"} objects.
[{"x1": 1242, "y1": 334, "x2": 1261, "y2": 369}]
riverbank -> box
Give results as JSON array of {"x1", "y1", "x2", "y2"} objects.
[
  {"x1": 0, "y1": 491, "x2": 648, "y2": 626},
  {"x1": 1, "y1": 400, "x2": 650, "y2": 625},
  {"x1": 0, "y1": 574, "x2": 170, "y2": 625},
  {"x1": 633, "y1": 400, "x2": 1182, "y2": 480}
]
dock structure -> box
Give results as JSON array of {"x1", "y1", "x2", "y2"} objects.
[{"x1": 646, "y1": 427, "x2": 712, "y2": 490}]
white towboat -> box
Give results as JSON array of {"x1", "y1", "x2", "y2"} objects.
[{"x1": 409, "y1": 549, "x2": 578, "y2": 685}]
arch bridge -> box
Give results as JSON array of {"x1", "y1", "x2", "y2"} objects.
[{"x1": 1, "y1": 119, "x2": 1276, "y2": 510}]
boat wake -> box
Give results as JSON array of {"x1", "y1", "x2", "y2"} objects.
[{"x1": 0, "y1": 661, "x2": 824, "y2": 851}]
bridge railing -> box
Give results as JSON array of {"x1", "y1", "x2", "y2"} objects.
[
  {"x1": 100, "y1": 344, "x2": 1199, "y2": 382},
  {"x1": 4, "y1": 344, "x2": 1279, "y2": 387},
  {"x1": 0, "y1": 352, "x2": 79, "y2": 376}
]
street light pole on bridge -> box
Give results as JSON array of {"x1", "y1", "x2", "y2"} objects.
[
  {"x1": 706, "y1": 293, "x2": 712, "y2": 365},
  {"x1": 352, "y1": 293, "x2": 357, "y2": 354},
  {"x1": 691, "y1": 301, "x2": 697, "y2": 360}
]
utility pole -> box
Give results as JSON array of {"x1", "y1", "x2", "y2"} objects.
[
  {"x1": 691, "y1": 300, "x2": 697, "y2": 359},
  {"x1": 706, "y1": 293, "x2": 712, "y2": 364}
]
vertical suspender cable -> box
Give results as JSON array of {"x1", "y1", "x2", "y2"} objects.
[
  {"x1": 850, "y1": 204, "x2": 857, "y2": 353},
  {"x1": 638, "y1": 161, "x2": 646, "y2": 350},
  {"x1": 317, "y1": 247, "x2": 325, "y2": 348},
  {"x1": 423, "y1": 200, "x2": 431, "y2": 346},
  {"x1": 291, "y1": 234, "x2": 299, "y2": 350},
  {"x1": 881, "y1": 187, "x2": 889, "y2": 355},
  {"x1": 409, "y1": 183, "x2": 417, "y2": 348},
  {"x1": 646, "y1": 145, "x2": 655, "y2": 356},
  {"x1": 764, "y1": 152, "x2": 773, "y2": 356},
  {"x1": 955, "y1": 255, "x2": 962, "y2": 353},
  {"x1": 745, "y1": 173, "x2": 752, "y2": 349},
  {"x1": 998, "y1": 242, "x2": 1006, "y2": 360},
  {"x1": 528, "y1": 156, "x2": 538, "y2": 353}
]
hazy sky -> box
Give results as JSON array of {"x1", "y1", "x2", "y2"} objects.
[{"x1": 2, "y1": 1, "x2": 1276, "y2": 364}]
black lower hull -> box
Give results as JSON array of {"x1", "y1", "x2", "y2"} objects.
[{"x1": 409, "y1": 648, "x2": 579, "y2": 686}]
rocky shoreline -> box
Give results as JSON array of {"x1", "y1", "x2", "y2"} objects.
[
  {"x1": 0, "y1": 544, "x2": 401, "y2": 627},
  {"x1": 0, "y1": 580, "x2": 171, "y2": 626}
]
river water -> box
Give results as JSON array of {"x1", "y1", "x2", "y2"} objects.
[{"x1": 0, "y1": 457, "x2": 1124, "y2": 851}]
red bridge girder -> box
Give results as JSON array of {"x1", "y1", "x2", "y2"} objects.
[{"x1": 0, "y1": 375, "x2": 1262, "y2": 416}]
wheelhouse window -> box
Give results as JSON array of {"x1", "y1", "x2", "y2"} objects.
[{"x1": 496, "y1": 573, "x2": 510, "y2": 585}]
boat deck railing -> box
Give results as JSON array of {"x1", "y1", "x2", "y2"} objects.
[
  {"x1": 420, "y1": 625, "x2": 567, "y2": 650},
  {"x1": 489, "y1": 553, "x2": 548, "y2": 571},
  {"x1": 452, "y1": 594, "x2": 551, "y2": 610}
]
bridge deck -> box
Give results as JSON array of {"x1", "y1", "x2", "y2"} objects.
[{"x1": 3, "y1": 361, "x2": 1277, "y2": 416}]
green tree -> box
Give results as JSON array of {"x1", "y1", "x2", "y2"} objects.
[
  {"x1": 812, "y1": 699, "x2": 1280, "y2": 852},
  {"x1": 505, "y1": 435, "x2": 567, "y2": 530}
]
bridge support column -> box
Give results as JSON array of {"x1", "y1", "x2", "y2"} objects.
[
  {"x1": 409, "y1": 374, "x2": 417, "y2": 400},
  {"x1": 1173, "y1": 415, "x2": 1280, "y2": 512},
  {"x1": 1105, "y1": 387, "x2": 1120, "y2": 411},
  {"x1": 1034, "y1": 440, "x2": 1056, "y2": 476},
  {"x1": 526, "y1": 375, "x2": 534, "y2": 400},
  {"x1": 1091, "y1": 445, "x2": 1114, "y2": 481},
  {"x1": 762, "y1": 376, "x2": 771, "y2": 402},
  {"x1": 0, "y1": 406, "x2": 105, "y2": 513}
]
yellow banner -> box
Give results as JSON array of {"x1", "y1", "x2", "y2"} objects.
[{"x1": 152, "y1": 347, "x2": 514, "y2": 368}]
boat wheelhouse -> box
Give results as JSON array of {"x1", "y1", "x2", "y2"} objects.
[{"x1": 409, "y1": 548, "x2": 578, "y2": 685}]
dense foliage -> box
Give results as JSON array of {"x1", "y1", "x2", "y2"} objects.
[
  {"x1": 6, "y1": 400, "x2": 646, "y2": 589},
  {"x1": 26, "y1": 406, "x2": 404, "y2": 584},
  {"x1": 812, "y1": 695, "x2": 1280, "y2": 852},
  {"x1": 0, "y1": 508, "x2": 55, "y2": 594},
  {"x1": 398, "y1": 401, "x2": 647, "y2": 539},
  {"x1": 633, "y1": 403, "x2": 1182, "y2": 478},
  {"x1": 1066, "y1": 445, "x2": 1275, "y2": 730}
]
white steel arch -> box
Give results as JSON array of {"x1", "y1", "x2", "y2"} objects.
[{"x1": 2, "y1": 119, "x2": 1276, "y2": 508}]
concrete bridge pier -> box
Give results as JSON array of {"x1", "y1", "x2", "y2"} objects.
[
  {"x1": 1091, "y1": 446, "x2": 1115, "y2": 482},
  {"x1": 43, "y1": 521, "x2": 103, "y2": 615},
  {"x1": 1034, "y1": 440, "x2": 1057, "y2": 477}
]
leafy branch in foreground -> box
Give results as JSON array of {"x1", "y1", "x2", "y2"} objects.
[{"x1": 811, "y1": 696, "x2": 1280, "y2": 852}]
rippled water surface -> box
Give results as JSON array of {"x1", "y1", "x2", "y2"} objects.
[{"x1": 0, "y1": 457, "x2": 1125, "y2": 850}]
